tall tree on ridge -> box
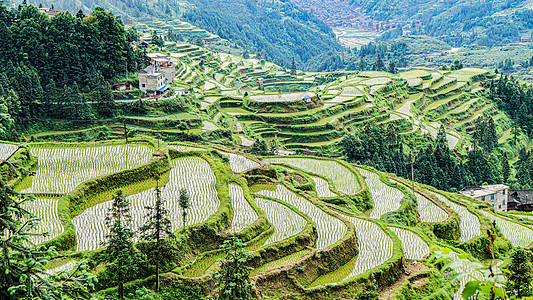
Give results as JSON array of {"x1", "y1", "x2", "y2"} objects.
[
  {"x1": 139, "y1": 176, "x2": 177, "y2": 292},
  {"x1": 102, "y1": 189, "x2": 142, "y2": 300}
]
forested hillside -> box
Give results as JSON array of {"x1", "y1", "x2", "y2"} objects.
[
  {"x1": 0, "y1": 4, "x2": 146, "y2": 139},
  {"x1": 183, "y1": 0, "x2": 342, "y2": 67},
  {"x1": 16, "y1": 0, "x2": 342, "y2": 69}
]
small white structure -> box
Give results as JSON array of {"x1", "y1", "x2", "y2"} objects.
[{"x1": 459, "y1": 184, "x2": 510, "y2": 211}]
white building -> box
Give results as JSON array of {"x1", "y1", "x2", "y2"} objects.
[
  {"x1": 139, "y1": 53, "x2": 176, "y2": 96},
  {"x1": 459, "y1": 184, "x2": 510, "y2": 211}
]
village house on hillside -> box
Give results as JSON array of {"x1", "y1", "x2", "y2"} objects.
[
  {"x1": 460, "y1": 184, "x2": 533, "y2": 212},
  {"x1": 38, "y1": 7, "x2": 62, "y2": 17},
  {"x1": 508, "y1": 189, "x2": 533, "y2": 212},
  {"x1": 459, "y1": 184, "x2": 509, "y2": 211},
  {"x1": 139, "y1": 53, "x2": 176, "y2": 96}
]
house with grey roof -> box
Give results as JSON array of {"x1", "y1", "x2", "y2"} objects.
[
  {"x1": 139, "y1": 53, "x2": 176, "y2": 96},
  {"x1": 459, "y1": 184, "x2": 510, "y2": 211}
]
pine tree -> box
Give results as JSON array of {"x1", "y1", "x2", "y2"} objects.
[
  {"x1": 501, "y1": 154, "x2": 510, "y2": 183},
  {"x1": 372, "y1": 54, "x2": 385, "y2": 71},
  {"x1": 359, "y1": 57, "x2": 365, "y2": 71},
  {"x1": 387, "y1": 61, "x2": 396, "y2": 74},
  {"x1": 1, "y1": 180, "x2": 95, "y2": 299},
  {"x1": 507, "y1": 248, "x2": 533, "y2": 298},
  {"x1": 179, "y1": 188, "x2": 190, "y2": 227},
  {"x1": 139, "y1": 178, "x2": 176, "y2": 292},
  {"x1": 290, "y1": 57, "x2": 296, "y2": 75},
  {"x1": 215, "y1": 237, "x2": 254, "y2": 300},
  {"x1": 102, "y1": 189, "x2": 142, "y2": 300}
]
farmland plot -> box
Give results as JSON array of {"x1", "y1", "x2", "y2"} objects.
[
  {"x1": 22, "y1": 197, "x2": 63, "y2": 245},
  {"x1": 360, "y1": 77, "x2": 391, "y2": 86},
  {"x1": 344, "y1": 216, "x2": 393, "y2": 278},
  {"x1": 481, "y1": 211, "x2": 533, "y2": 248},
  {"x1": 430, "y1": 192, "x2": 481, "y2": 241},
  {"x1": 202, "y1": 121, "x2": 218, "y2": 131},
  {"x1": 228, "y1": 184, "x2": 258, "y2": 233},
  {"x1": 46, "y1": 260, "x2": 78, "y2": 276},
  {"x1": 340, "y1": 86, "x2": 363, "y2": 97},
  {"x1": 357, "y1": 168, "x2": 403, "y2": 219},
  {"x1": 310, "y1": 215, "x2": 393, "y2": 287},
  {"x1": 256, "y1": 185, "x2": 346, "y2": 249},
  {"x1": 389, "y1": 227, "x2": 429, "y2": 260},
  {"x1": 239, "y1": 135, "x2": 254, "y2": 147},
  {"x1": 414, "y1": 192, "x2": 448, "y2": 223},
  {"x1": 250, "y1": 92, "x2": 315, "y2": 102},
  {"x1": 0, "y1": 143, "x2": 18, "y2": 161},
  {"x1": 264, "y1": 157, "x2": 360, "y2": 194},
  {"x1": 323, "y1": 96, "x2": 353, "y2": 109},
  {"x1": 254, "y1": 197, "x2": 307, "y2": 246},
  {"x1": 311, "y1": 176, "x2": 337, "y2": 198},
  {"x1": 73, "y1": 157, "x2": 219, "y2": 252},
  {"x1": 168, "y1": 145, "x2": 206, "y2": 152},
  {"x1": 22, "y1": 144, "x2": 153, "y2": 194},
  {"x1": 224, "y1": 152, "x2": 260, "y2": 173}
]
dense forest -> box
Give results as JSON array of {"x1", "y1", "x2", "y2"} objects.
[
  {"x1": 183, "y1": 0, "x2": 342, "y2": 68},
  {"x1": 0, "y1": 3, "x2": 147, "y2": 139}
]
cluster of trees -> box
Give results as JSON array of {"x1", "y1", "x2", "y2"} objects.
[
  {"x1": 101, "y1": 181, "x2": 190, "y2": 298},
  {"x1": 488, "y1": 75, "x2": 533, "y2": 138},
  {"x1": 0, "y1": 3, "x2": 147, "y2": 139},
  {"x1": 341, "y1": 117, "x2": 512, "y2": 192},
  {"x1": 303, "y1": 41, "x2": 408, "y2": 72}
]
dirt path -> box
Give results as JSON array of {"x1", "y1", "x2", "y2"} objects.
[{"x1": 379, "y1": 261, "x2": 429, "y2": 299}]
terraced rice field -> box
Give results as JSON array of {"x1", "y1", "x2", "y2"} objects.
[
  {"x1": 450, "y1": 253, "x2": 484, "y2": 300},
  {"x1": 228, "y1": 184, "x2": 257, "y2": 233},
  {"x1": 263, "y1": 157, "x2": 360, "y2": 194},
  {"x1": 256, "y1": 185, "x2": 346, "y2": 249},
  {"x1": 254, "y1": 197, "x2": 307, "y2": 246},
  {"x1": 414, "y1": 193, "x2": 448, "y2": 223},
  {"x1": 310, "y1": 216, "x2": 393, "y2": 287},
  {"x1": 202, "y1": 121, "x2": 218, "y2": 131},
  {"x1": 481, "y1": 211, "x2": 533, "y2": 248},
  {"x1": 360, "y1": 77, "x2": 390, "y2": 85},
  {"x1": 169, "y1": 145, "x2": 205, "y2": 152},
  {"x1": 23, "y1": 144, "x2": 153, "y2": 194},
  {"x1": 46, "y1": 260, "x2": 78, "y2": 276},
  {"x1": 311, "y1": 176, "x2": 337, "y2": 198},
  {"x1": 22, "y1": 197, "x2": 63, "y2": 245},
  {"x1": 250, "y1": 92, "x2": 315, "y2": 102},
  {"x1": 357, "y1": 168, "x2": 403, "y2": 219},
  {"x1": 323, "y1": 95, "x2": 354, "y2": 109},
  {"x1": 430, "y1": 192, "x2": 482, "y2": 241},
  {"x1": 225, "y1": 152, "x2": 260, "y2": 173},
  {"x1": 251, "y1": 250, "x2": 311, "y2": 275},
  {"x1": 73, "y1": 157, "x2": 220, "y2": 252},
  {"x1": 0, "y1": 143, "x2": 18, "y2": 161},
  {"x1": 340, "y1": 86, "x2": 363, "y2": 97},
  {"x1": 239, "y1": 135, "x2": 254, "y2": 146},
  {"x1": 389, "y1": 227, "x2": 429, "y2": 260}
]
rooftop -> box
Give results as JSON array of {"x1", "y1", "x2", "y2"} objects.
[{"x1": 459, "y1": 184, "x2": 510, "y2": 198}]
